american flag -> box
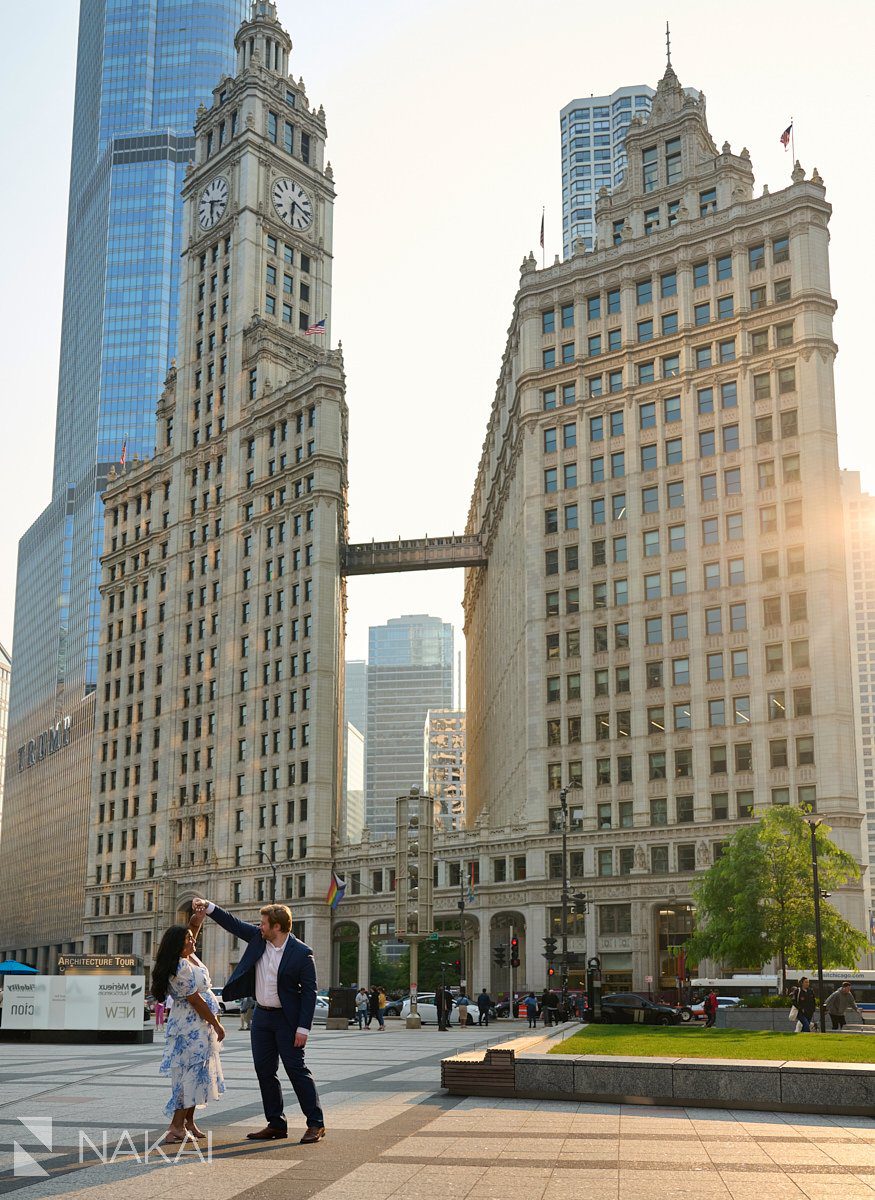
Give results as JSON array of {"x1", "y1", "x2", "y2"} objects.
[
  {"x1": 780, "y1": 123, "x2": 792, "y2": 150},
  {"x1": 120, "y1": 440, "x2": 127, "y2": 466},
  {"x1": 305, "y1": 318, "x2": 326, "y2": 336}
]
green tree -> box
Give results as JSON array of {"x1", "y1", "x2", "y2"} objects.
[{"x1": 687, "y1": 805, "x2": 869, "y2": 992}]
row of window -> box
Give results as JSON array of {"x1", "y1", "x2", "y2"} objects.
[
  {"x1": 266, "y1": 110, "x2": 310, "y2": 163},
  {"x1": 543, "y1": 321, "x2": 794, "y2": 373}
]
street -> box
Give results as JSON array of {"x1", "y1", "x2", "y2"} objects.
[{"x1": 1, "y1": 1021, "x2": 875, "y2": 1199}]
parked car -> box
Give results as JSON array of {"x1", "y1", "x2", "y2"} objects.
[
  {"x1": 686, "y1": 995, "x2": 742, "y2": 1021},
  {"x1": 311, "y1": 995, "x2": 330, "y2": 1025},
  {"x1": 213, "y1": 987, "x2": 241, "y2": 1016},
  {"x1": 399, "y1": 993, "x2": 470, "y2": 1025},
  {"x1": 600, "y1": 993, "x2": 682, "y2": 1025},
  {"x1": 383, "y1": 996, "x2": 405, "y2": 1017}
]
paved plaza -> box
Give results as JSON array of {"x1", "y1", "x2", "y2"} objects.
[{"x1": 2, "y1": 1021, "x2": 875, "y2": 1200}]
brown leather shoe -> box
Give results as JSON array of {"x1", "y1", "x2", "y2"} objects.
[
  {"x1": 299, "y1": 1126, "x2": 326, "y2": 1144},
  {"x1": 246, "y1": 1126, "x2": 288, "y2": 1141}
]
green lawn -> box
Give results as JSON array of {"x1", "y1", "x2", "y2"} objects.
[{"x1": 551, "y1": 1024, "x2": 875, "y2": 1063}]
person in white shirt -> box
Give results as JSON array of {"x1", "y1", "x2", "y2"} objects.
[{"x1": 193, "y1": 899, "x2": 325, "y2": 1144}]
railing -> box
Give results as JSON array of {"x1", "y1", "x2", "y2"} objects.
[{"x1": 342, "y1": 534, "x2": 487, "y2": 576}]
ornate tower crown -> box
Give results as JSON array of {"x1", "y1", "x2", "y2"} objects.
[{"x1": 235, "y1": 0, "x2": 292, "y2": 76}]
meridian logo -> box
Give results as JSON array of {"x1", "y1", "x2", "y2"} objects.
[{"x1": 13, "y1": 1117, "x2": 52, "y2": 1177}]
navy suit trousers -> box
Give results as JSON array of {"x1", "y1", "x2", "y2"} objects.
[{"x1": 251, "y1": 1006, "x2": 323, "y2": 1130}]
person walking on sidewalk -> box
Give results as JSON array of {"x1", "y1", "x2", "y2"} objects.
[
  {"x1": 476, "y1": 989, "x2": 492, "y2": 1026},
  {"x1": 193, "y1": 898, "x2": 325, "y2": 1145},
  {"x1": 355, "y1": 987, "x2": 369, "y2": 1030},
  {"x1": 790, "y1": 977, "x2": 817, "y2": 1033},
  {"x1": 456, "y1": 990, "x2": 472, "y2": 1028},
  {"x1": 524, "y1": 992, "x2": 538, "y2": 1029},
  {"x1": 239, "y1": 995, "x2": 255, "y2": 1032},
  {"x1": 824, "y1": 981, "x2": 865, "y2": 1031},
  {"x1": 703, "y1": 990, "x2": 719, "y2": 1028}
]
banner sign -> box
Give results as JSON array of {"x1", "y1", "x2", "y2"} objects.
[{"x1": 3, "y1": 976, "x2": 145, "y2": 1031}]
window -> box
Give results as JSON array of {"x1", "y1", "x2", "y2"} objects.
[
  {"x1": 750, "y1": 285, "x2": 767, "y2": 310},
  {"x1": 639, "y1": 402, "x2": 656, "y2": 429},
  {"x1": 773, "y1": 236, "x2": 790, "y2": 264},
  {"x1": 543, "y1": 388, "x2": 557, "y2": 411},
  {"x1": 611, "y1": 451, "x2": 625, "y2": 478},
  {"x1": 708, "y1": 699, "x2": 726, "y2": 727},
  {"x1": 731, "y1": 648, "x2": 749, "y2": 678},
  {"x1": 775, "y1": 321, "x2": 794, "y2": 348},
  {"x1": 664, "y1": 395, "x2": 681, "y2": 424},
  {"x1": 770, "y1": 739, "x2": 789, "y2": 769},
  {"x1": 638, "y1": 361, "x2": 655, "y2": 384},
  {"x1": 671, "y1": 613, "x2": 689, "y2": 641},
  {"x1": 612, "y1": 493, "x2": 627, "y2": 520},
  {"x1": 716, "y1": 253, "x2": 732, "y2": 281},
  {"x1": 544, "y1": 468, "x2": 558, "y2": 493},
  {"x1": 667, "y1": 481, "x2": 684, "y2": 509},
  {"x1": 699, "y1": 429, "x2": 716, "y2": 458},
  {"x1": 641, "y1": 444, "x2": 658, "y2": 472},
  {"x1": 564, "y1": 463, "x2": 577, "y2": 489},
  {"x1": 651, "y1": 845, "x2": 669, "y2": 873},
  {"x1": 544, "y1": 427, "x2": 557, "y2": 454},
  {"x1": 672, "y1": 656, "x2": 690, "y2": 685},
  {"x1": 668, "y1": 523, "x2": 686, "y2": 551},
  {"x1": 609, "y1": 369, "x2": 623, "y2": 392},
  {"x1": 766, "y1": 643, "x2": 784, "y2": 673},
  {"x1": 608, "y1": 328, "x2": 622, "y2": 352},
  {"x1": 700, "y1": 188, "x2": 717, "y2": 217},
  {"x1": 607, "y1": 288, "x2": 621, "y2": 313},
  {"x1": 694, "y1": 302, "x2": 710, "y2": 326},
  {"x1": 642, "y1": 486, "x2": 659, "y2": 513},
  {"x1": 778, "y1": 366, "x2": 796, "y2": 394},
  {"x1": 644, "y1": 572, "x2": 661, "y2": 599},
  {"x1": 586, "y1": 295, "x2": 600, "y2": 320},
  {"x1": 724, "y1": 468, "x2": 741, "y2": 495},
  {"x1": 665, "y1": 437, "x2": 683, "y2": 465},
  {"x1": 542, "y1": 310, "x2": 555, "y2": 334},
  {"x1": 704, "y1": 562, "x2": 721, "y2": 590},
  {"x1": 697, "y1": 387, "x2": 714, "y2": 414},
  {"x1": 649, "y1": 754, "x2": 667, "y2": 782},
  {"x1": 642, "y1": 145, "x2": 658, "y2": 191},
  {"x1": 662, "y1": 312, "x2": 678, "y2": 337},
  {"x1": 588, "y1": 335, "x2": 602, "y2": 356},
  {"x1": 636, "y1": 278, "x2": 653, "y2": 305},
  {"x1": 718, "y1": 338, "x2": 736, "y2": 363},
  {"x1": 780, "y1": 409, "x2": 799, "y2": 438},
  {"x1": 562, "y1": 342, "x2": 574, "y2": 364},
  {"x1": 774, "y1": 278, "x2": 792, "y2": 302},
  {"x1": 707, "y1": 652, "x2": 724, "y2": 681},
  {"x1": 674, "y1": 702, "x2": 691, "y2": 730},
  {"x1": 717, "y1": 295, "x2": 734, "y2": 320},
  {"x1": 749, "y1": 244, "x2": 765, "y2": 271},
  {"x1": 543, "y1": 348, "x2": 556, "y2": 369},
  {"x1": 790, "y1": 639, "x2": 810, "y2": 669},
  {"x1": 705, "y1": 606, "x2": 721, "y2": 635},
  {"x1": 597, "y1": 849, "x2": 613, "y2": 877},
  {"x1": 693, "y1": 261, "x2": 709, "y2": 288},
  {"x1": 565, "y1": 503, "x2": 579, "y2": 530},
  {"x1": 590, "y1": 415, "x2": 604, "y2": 442},
  {"x1": 637, "y1": 319, "x2": 653, "y2": 343},
  {"x1": 696, "y1": 345, "x2": 712, "y2": 369}
]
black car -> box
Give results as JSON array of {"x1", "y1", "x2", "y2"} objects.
[{"x1": 599, "y1": 992, "x2": 682, "y2": 1026}]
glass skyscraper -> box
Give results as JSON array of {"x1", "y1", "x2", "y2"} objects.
[
  {"x1": 0, "y1": 0, "x2": 248, "y2": 965},
  {"x1": 366, "y1": 615, "x2": 454, "y2": 836},
  {"x1": 9, "y1": 0, "x2": 248, "y2": 730}
]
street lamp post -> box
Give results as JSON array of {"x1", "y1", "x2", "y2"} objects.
[
  {"x1": 458, "y1": 871, "x2": 466, "y2": 989},
  {"x1": 806, "y1": 818, "x2": 827, "y2": 1034},
  {"x1": 257, "y1": 850, "x2": 278, "y2": 903}
]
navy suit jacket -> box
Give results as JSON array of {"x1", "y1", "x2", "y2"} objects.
[{"x1": 208, "y1": 905, "x2": 318, "y2": 1031}]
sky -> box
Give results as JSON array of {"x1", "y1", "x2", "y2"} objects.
[{"x1": 1, "y1": 0, "x2": 874, "y2": 674}]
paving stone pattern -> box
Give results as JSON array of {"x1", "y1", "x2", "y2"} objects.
[{"x1": 1, "y1": 1022, "x2": 874, "y2": 1200}]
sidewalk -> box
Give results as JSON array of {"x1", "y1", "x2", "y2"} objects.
[{"x1": 1, "y1": 1019, "x2": 873, "y2": 1200}]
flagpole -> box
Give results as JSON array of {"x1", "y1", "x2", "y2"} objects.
[
  {"x1": 790, "y1": 118, "x2": 795, "y2": 163},
  {"x1": 540, "y1": 206, "x2": 545, "y2": 269}
]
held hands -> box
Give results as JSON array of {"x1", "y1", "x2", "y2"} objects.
[
  {"x1": 214, "y1": 1021, "x2": 226, "y2": 1043},
  {"x1": 192, "y1": 898, "x2": 209, "y2": 913}
]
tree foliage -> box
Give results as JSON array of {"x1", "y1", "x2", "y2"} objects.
[{"x1": 686, "y1": 806, "x2": 869, "y2": 990}]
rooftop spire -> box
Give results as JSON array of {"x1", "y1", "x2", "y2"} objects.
[{"x1": 665, "y1": 20, "x2": 672, "y2": 68}]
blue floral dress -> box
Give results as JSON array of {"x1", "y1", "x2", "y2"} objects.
[{"x1": 159, "y1": 955, "x2": 225, "y2": 1118}]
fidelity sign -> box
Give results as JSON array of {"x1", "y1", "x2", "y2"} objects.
[
  {"x1": 17, "y1": 715, "x2": 73, "y2": 771},
  {"x1": 3, "y1": 976, "x2": 145, "y2": 1031}
]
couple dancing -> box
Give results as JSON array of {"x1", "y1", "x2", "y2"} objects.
[{"x1": 152, "y1": 897, "x2": 325, "y2": 1145}]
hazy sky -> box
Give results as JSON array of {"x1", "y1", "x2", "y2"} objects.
[{"x1": 1, "y1": 0, "x2": 874, "y2": 669}]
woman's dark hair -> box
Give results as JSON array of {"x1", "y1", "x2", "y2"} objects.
[{"x1": 151, "y1": 925, "x2": 189, "y2": 1002}]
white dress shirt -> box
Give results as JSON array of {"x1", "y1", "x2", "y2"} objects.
[{"x1": 204, "y1": 902, "x2": 308, "y2": 1039}]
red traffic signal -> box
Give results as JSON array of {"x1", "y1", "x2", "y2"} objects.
[
  {"x1": 547, "y1": 966, "x2": 555, "y2": 977},
  {"x1": 510, "y1": 936, "x2": 519, "y2": 950}
]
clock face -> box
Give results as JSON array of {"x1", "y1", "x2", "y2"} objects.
[
  {"x1": 198, "y1": 177, "x2": 229, "y2": 230},
  {"x1": 272, "y1": 177, "x2": 313, "y2": 230}
]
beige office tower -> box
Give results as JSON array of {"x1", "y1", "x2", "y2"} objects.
[
  {"x1": 83, "y1": 1, "x2": 347, "y2": 979},
  {"x1": 465, "y1": 61, "x2": 867, "y2": 991}
]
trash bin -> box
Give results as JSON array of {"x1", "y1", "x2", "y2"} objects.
[{"x1": 327, "y1": 986, "x2": 356, "y2": 1028}]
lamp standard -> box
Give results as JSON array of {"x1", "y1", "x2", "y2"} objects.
[
  {"x1": 806, "y1": 818, "x2": 827, "y2": 1034},
  {"x1": 559, "y1": 785, "x2": 580, "y2": 1015},
  {"x1": 256, "y1": 849, "x2": 280, "y2": 903}
]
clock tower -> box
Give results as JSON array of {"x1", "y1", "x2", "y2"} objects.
[{"x1": 87, "y1": 1, "x2": 348, "y2": 976}]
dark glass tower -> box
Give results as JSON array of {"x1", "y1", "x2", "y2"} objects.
[
  {"x1": 9, "y1": 0, "x2": 248, "y2": 728},
  {"x1": 0, "y1": 0, "x2": 248, "y2": 963}
]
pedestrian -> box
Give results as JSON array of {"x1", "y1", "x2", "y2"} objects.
[
  {"x1": 367, "y1": 986, "x2": 380, "y2": 1029},
  {"x1": 789, "y1": 977, "x2": 817, "y2": 1033},
  {"x1": 436, "y1": 984, "x2": 452, "y2": 1030},
  {"x1": 154, "y1": 998, "x2": 166, "y2": 1028},
  {"x1": 377, "y1": 986, "x2": 387, "y2": 1030},
  {"x1": 193, "y1": 898, "x2": 325, "y2": 1144},
  {"x1": 824, "y1": 981, "x2": 864, "y2": 1031},
  {"x1": 539, "y1": 988, "x2": 552, "y2": 1026},
  {"x1": 456, "y1": 990, "x2": 472, "y2": 1027},
  {"x1": 355, "y1": 986, "x2": 369, "y2": 1030},
  {"x1": 151, "y1": 911, "x2": 225, "y2": 1143},
  {"x1": 239, "y1": 995, "x2": 255, "y2": 1031},
  {"x1": 544, "y1": 989, "x2": 560, "y2": 1026},
  {"x1": 477, "y1": 988, "x2": 492, "y2": 1026},
  {"x1": 703, "y1": 989, "x2": 719, "y2": 1028},
  {"x1": 524, "y1": 991, "x2": 538, "y2": 1029}
]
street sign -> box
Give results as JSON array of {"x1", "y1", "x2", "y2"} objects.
[
  {"x1": 427, "y1": 932, "x2": 439, "y2": 942},
  {"x1": 645, "y1": 975, "x2": 653, "y2": 983}
]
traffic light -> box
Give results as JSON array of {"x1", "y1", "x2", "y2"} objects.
[
  {"x1": 543, "y1": 936, "x2": 557, "y2": 959},
  {"x1": 547, "y1": 966, "x2": 556, "y2": 978},
  {"x1": 453, "y1": 959, "x2": 462, "y2": 975},
  {"x1": 493, "y1": 944, "x2": 506, "y2": 967},
  {"x1": 510, "y1": 936, "x2": 520, "y2": 969}
]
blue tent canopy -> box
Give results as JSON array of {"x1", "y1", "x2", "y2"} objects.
[{"x1": 0, "y1": 960, "x2": 39, "y2": 974}]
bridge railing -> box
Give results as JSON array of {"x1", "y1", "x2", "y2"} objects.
[{"x1": 342, "y1": 534, "x2": 486, "y2": 576}]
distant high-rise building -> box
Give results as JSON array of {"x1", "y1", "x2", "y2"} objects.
[
  {"x1": 0, "y1": 643, "x2": 10, "y2": 828},
  {"x1": 344, "y1": 660, "x2": 367, "y2": 738},
  {"x1": 0, "y1": 0, "x2": 316, "y2": 969},
  {"x1": 342, "y1": 723, "x2": 365, "y2": 845},
  {"x1": 424, "y1": 709, "x2": 466, "y2": 831},
  {"x1": 366, "y1": 616, "x2": 454, "y2": 835},
  {"x1": 841, "y1": 471, "x2": 875, "y2": 916},
  {"x1": 560, "y1": 86, "x2": 654, "y2": 259}
]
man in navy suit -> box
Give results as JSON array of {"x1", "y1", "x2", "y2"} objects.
[{"x1": 194, "y1": 898, "x2": 325, "y2": 1143}]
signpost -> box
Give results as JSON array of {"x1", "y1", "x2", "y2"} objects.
[{"x1": 3, "y1": 976, "x2": 146, "y2": 1031}]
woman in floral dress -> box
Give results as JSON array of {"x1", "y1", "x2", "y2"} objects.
[{"x1": 151, "y1": 913, "x2": 225, "y2": 1142}]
